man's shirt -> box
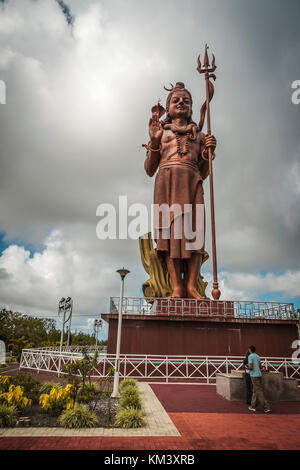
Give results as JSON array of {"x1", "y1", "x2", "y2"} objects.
[{"x1": 248, "y1": 352, "x2": 262, "y2": 377}]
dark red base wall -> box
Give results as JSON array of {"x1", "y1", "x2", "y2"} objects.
[{"x1": 106, "y1": 317, "x2": 299, "y2": 357}]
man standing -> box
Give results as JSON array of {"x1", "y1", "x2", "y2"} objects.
[{"x1": 248, "y1": 345, "x2": 271, "y2": 413}]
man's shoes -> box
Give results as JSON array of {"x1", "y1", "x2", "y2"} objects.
[
  {"x1": 248, "y1": 406, "x2": 256, "y2": 412},
  {"x1": 264, "y1": 409, "x2": 271, "y2": 413}
]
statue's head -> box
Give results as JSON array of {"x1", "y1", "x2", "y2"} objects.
[{"x1": 165, "y1": 82, "x2": 193, "y2": 122}]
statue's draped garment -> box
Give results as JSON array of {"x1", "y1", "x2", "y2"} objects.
[{"x1": 145, "y1": 142, "x2": 208, "y2": 259}]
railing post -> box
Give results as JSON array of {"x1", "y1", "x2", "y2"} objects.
[
  {"x1": 284, "y1": 358, "x2": 288, "y2": 378},
  {"x1": 145, "y1": 355, "x2": 147, "y2": 379},
  {"x1": 206, "y1": 357, "x2": 209, "y2": 384},
  {"x1": 166, "y1": 356, "x2": 168, "y2": 383}
]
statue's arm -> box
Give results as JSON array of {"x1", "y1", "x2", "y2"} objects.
[
  {"x1": 198, "y1": 132, "x2": 217, "y2": 180},
  {"x1": 198, "y1": 132, "x2": 209, "y2": 180},
  {"x1": 144, "y1": 144, "x2": 161, "y2": 177},
  {"x1": 144, "y1": 112, "x2": 163, "y2": 177}
]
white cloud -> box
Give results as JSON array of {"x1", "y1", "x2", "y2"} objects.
[
  {"x1": 207, "y1": 271, "x2": 300, "y2": 301},
  {"x1": 0, "y1": 0, "x2": 300, "y2": 331},
  {"x1": 0, "y1": 230, "x2": 299, "y2": 326},
  {"x1": 0, "y1": 230, "x2": 121, "y2": 312}
]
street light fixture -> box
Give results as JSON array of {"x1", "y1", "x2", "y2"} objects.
[
  {"x1": 58, "y1": 297, "x2": 73, "y2": 351},
  {"x1": 111, "y1": 267, "x2": 130, "y2": 398},
  {"x1": 94, "y1": 319, "x2": 103, "y2": 347}
]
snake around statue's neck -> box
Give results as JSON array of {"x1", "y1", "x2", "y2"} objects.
[{"x1": 163, "y1": 122, "x2": 199, "y2": 140}]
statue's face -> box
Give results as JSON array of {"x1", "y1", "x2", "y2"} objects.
[{"x1": 168, "y1": 90, "x2": 192, "y2": 120}]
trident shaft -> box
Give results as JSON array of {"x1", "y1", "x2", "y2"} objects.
[{"x1": 197, "y1": 45, "x2": 221, "y2": 301}]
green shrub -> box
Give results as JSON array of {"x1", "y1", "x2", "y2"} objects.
[
  {"x1": 77, "y1": 383, "x2": 97, "y2": 404},
  {"x1": 12, "y1": 373, "x2": 40, "y2": 403},
  {"x1": 59, "y1": 404, "x2": 98, "y2": 429},
  {"x1": 115, "y1": 407, "x2": 144, "y2": 428},
  {"x1": 39, "y1": 382, "x2": 62, "y2": 395},
  {"x1": 106, "y1": 366, "x2": 115, "y2": 378},
  {"x1": 0, "y1": 404, "x2": 17, "y2": 428},
  {"x1": 120, "y1": 394, "x2": 142, "y2": 410},
  {"x1": 62, "y1": 350, "x2": 99, "y2": 391},
  {"x1": 115, "y1": 378, "x2": 144, "y2": 428},
  {"x1": 121, "y1": 385, "x2": 139, "y2": 399},
  {"x1": 101, "y1": 390, "x2": 111, "y2": 398},
  {"x1": 120, "y1": 379, "x2": 137, "y2": 391}
]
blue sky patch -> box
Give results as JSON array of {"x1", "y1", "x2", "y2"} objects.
[{"x1": 0, "y1": 231, "x2": 41, "y2": 259}]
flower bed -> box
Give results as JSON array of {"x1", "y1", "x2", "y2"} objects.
[
  {"x1": 19, "y1": 394, "x2": 120, "y2": 427},
  {"x1": 0, "y1": 355, "x2": 145, "y2": 429}
]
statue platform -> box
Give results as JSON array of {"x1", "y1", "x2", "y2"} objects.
[{"x1": 101, "y1": 297, "x2": 300, "y2": 357}]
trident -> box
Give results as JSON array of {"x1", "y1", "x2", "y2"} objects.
[{"x1": 197, "y1": 45, "x2": 221, "y2": 300}]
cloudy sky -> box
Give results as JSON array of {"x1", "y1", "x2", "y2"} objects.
[{"x1": 0, "y1": 0, "x2": 299, "y2": 338}]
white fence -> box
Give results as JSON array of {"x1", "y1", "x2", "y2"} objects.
[
  {"x1": 33, "y1": 346, "x2": 106, "y2": 353},
  {"x1": 20, "y1": 348, "x2": 300, "y2": 384}
]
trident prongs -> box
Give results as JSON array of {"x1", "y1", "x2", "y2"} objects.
[{"x1": 197, "y1": 44, "x2": 217, "y2": 75}]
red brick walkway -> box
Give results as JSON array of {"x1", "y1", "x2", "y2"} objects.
[
  {"x1": 150, "y1": 383, "x2": 300, "y2": 414},
  {"x1": 0, "y1": 384, "x2": 299, "y2": 450}
]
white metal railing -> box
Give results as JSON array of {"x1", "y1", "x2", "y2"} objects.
[
  {"x1": 19, "y1": 348, "x2": 300, "y2": 383},
  {"x1": 109, "y1": 297, "x2": 297, "y2": 320},
  {"x1": 36, "y1": 346, "x2": 106, "y2": 353}
]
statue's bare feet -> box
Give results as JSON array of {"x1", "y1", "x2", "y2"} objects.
[
  {"x1": 168, "y1": 286, "x2": 184, "y2": 298},
  {"x1": 187, "y1": 287, "x2": 208, "y2": 299}
]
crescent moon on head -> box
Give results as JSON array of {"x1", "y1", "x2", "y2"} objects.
[{"x1": 163, "y1": 83, "x2": 174, "y2": 92}]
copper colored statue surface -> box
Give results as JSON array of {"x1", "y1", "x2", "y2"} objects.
[
  {"x1": 139, "y1": 232, "x2": 208, "y2": 299},
  {"x1": 144, "y1": 82, "x2": 217, "y2": 299}
]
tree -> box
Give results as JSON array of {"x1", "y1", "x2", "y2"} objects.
[
  {"x1": 8, "y1": 336, "x2": 33, "y2": 362},
  {"x1": 71, "y1": 332, "x2": 95, "y2": 346},
  {"x1": 0, "y1": 308, "x2": 99, "y2": 351}
]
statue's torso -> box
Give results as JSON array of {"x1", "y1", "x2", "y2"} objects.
[{"x1": 160, "y1": 128, "x2": 205, "y2": 164}]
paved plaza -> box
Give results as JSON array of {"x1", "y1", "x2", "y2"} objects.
[{"x1": 0, "y1": 371, "x2": 299, "y2": 450}]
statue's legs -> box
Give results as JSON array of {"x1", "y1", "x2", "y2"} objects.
[
  {"x1": 166, "y1": 253, "x2": 207, "y2": 299},
  {"x1": 166, "y1": 256, "x2": 184, "y2": 298},
  {"x1": 187, "y1": 253, "x2": 207, "y2": 299}
]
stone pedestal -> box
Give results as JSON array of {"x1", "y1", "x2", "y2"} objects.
[
  {"x1": 103, "y1": 312, "x2": 299, "y2": 357},
  {"x1": 216, "y1": 372, "x2": 244, "y2": 401},
  {"x1": 216, "y1": 371, "x2": 299, "y2": 401}
]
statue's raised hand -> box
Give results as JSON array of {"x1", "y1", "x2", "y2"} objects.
[{"x1": 149, "y1": 112, "x2": 163, "y2": 148}]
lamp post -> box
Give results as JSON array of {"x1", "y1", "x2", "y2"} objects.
[
  {"x1": 58, "y1": 298, "x2": 66, "y2": 352},
  {"x1": 111, "y1": 268, "x2": 130, "y2": 398},
  {"x1": 58, "y1": 297, "x2": 73, "y2": 352},
  {"x1": 94, "y1": 319, "x2": 103, "y2": 347},
  {"x1": 67, "y1": 299, "x2": 73, "y2": 346}
]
